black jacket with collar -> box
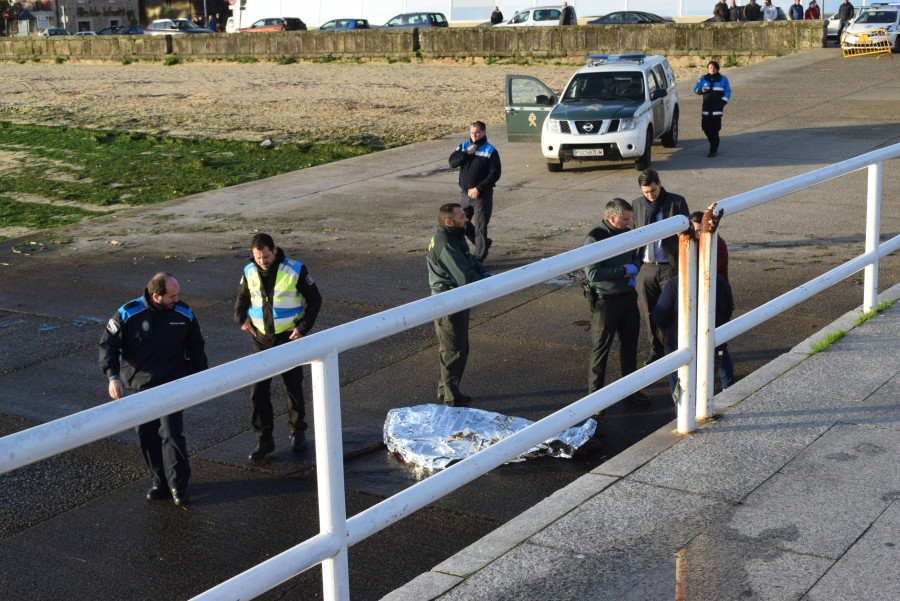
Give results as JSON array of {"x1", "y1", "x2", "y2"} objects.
[{"x1": 631, "y1": 187, "x2": 690, "y2": 265}]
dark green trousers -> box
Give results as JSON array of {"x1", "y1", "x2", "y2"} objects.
[
  {"x1": 435, "y1": 309, "x2": 470, "y2": 403},
  {"x1": 589, "y1": 290, "x2": 640, "y2": 394}
]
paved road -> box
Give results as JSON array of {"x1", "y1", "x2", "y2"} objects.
[{"x1": 1, "y1": 48, "x2": 899, "y2": 599}]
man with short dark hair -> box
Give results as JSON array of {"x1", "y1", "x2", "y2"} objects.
[
  {"x1": 427, "y1": 203, "x2": 491, "y2": 406},
  {"x1": 730, "y1": 0, "x2": 744, "y2": 22},
  {"x1": 584, "y1": 198, "x2": 650, "y2": 406},
  {"x1": 743, "y1": 0, "x2": 762, "y2": 20},
  {"x1": 714, "y1": 0, "x2": 731, "y2": 22},
  {"x1": 836, "y1": 0, "x2": 854, "y2": 40},
  {"x1": 100, "y1": 272, "x2": 208, "y2": 506},
  {"x1": 449, "y1": 121, "x2": 501, "y2": 262},
  {"x1": 762, "y1": 0, "x2": 778, "y2": 20},
  {"x1": 631, "y1": 169, "x2": 690, "y2": 366},
  {"x1": 789, "y1": 0, "x2": 804, "y2": 20},
  {"x1": 694, "y1": 60, "x2": 731, "y2": 158},
  {"x1": 235, "y1": 233, "x2": 322, "y2": 461}
]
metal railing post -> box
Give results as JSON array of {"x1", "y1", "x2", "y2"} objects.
[
  {"x1": 695, "y1": 226, "x2": 718, "y2": 421},
  {"x1": 864, "y1": 162, "x2": 882, "y2": 312},
  {"x1": 676, "y1": 232, "x2": 697, "y2": 434},
  {"x1": 311, "y1": 351, "x2": 350, "y2": 601}
]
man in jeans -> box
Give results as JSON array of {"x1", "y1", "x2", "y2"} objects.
[{"x1": 584, "y1": 198, "x2": 651, "y2": 407}]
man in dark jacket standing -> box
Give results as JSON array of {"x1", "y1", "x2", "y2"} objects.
[
  {"x1": 235, "y1": 233, "x2": 322, "y2": 461},
  {"x1": 694, "y1": 60, "x2": 732, "y2": 157},
  {"x1": 427, "y1": 203, "x2": 490, "y2": 406},
  {"x1": 99, "y1": 272, "x2": 208, "y2": 506},
  {"x1": 836, "y1": 0, "x2": 854, "y2": 40},
  {"x1": 743, "y1": 0, "x2": 762, "y2": 20},
  {"x1": 449, "y1": 120, "x2": 501, "y2": 262},
  {"x1": 714, "y1": 0, "x2": 731, "y2": 21},
  {"x1": 584, "y1": 198, "x2": 651, "y2": 405},
  {"x1": 559, "y1": 2, "x2": 577, "y2": 24},
  {"x1": 730, "y1": 0, "x2": 744, "y2": 21},
  {"x1": 631, "y1": 169, "x2": 690, "y2": 366},
  {"x1": 490, "y1": 5, "x2": 504, "y2": 24}
]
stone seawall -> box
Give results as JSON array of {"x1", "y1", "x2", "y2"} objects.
[{"x1": 0, "y1": 21, "x2": 826, "y2": 63}]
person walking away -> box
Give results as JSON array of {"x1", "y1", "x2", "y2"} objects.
[
  {"x1": 714, "y1": 0, "x2": 731, "y2": 22},
  {"x1": 631, "y1": 169, "x2": 690, "y2": 367},
  {"x1": 805, "y1": 1, "x2": 820, "y2": 19},
  {"x1": 743, "y1": 0, "x2": 762, "y2": 21},
  {"x1": 694, "y1": 60, "x2": 731, "y2": 158},
  {"x1": 490, "y1": 5, "x2": 504, "y2": 25},
  {"x1": 99, "y1": 272, "x2": 208, "y2": 506},
  {"x1": 584, "y1": 198, "x2": 651, "y2": 407},
  {"x1": 789, "y1": 0, "x2": 804, "y2": 20},
  {"x1": 836, "y1": 0, "x2": 854, "y2": 41},
  {"x1": 235, "y1": 233, "x2": 323, "y2": 461},
  {"x1": 427, "y1": 203, "x2": 491, "y2": 407},
  {"x1": 448, "y1": 120, "x2": 501, "y2": 262},
  {"x1": 559, "y1": 2, "x2": 577, "y2": 25}
]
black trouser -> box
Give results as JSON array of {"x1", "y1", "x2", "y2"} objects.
[
  {"x1": 137, "y1": 410, "x2": 190, "y2": 492},
  {"x1": 250, "y1": 332, "x2": 306, "y2": 442},
  {"x1": 589, "y1": 290, "x2": 640, "y2": 394},
  {"x1": 701, "y1": 114, "x2": 722, "y2": 152},
  {"x1": 460, "y1": 191, "x2": 493, "y2": 261},
  {"x1": 435, "y1": 309, "x2": 470, "y2": 403},
  {"x1": 637, "y1": 261, "x2": 678, "y2": 358}
]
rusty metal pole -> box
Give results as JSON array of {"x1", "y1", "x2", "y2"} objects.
[
  {"x1": 695, "y1": 227, "x2": 717, "y2": 421},
  {"x1": 676, "y1": 231, "x2": 697, "y2": 434}
]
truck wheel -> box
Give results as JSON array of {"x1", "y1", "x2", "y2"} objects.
[
  {"x1": 635, "y1": 130, "x2": 652, "y2": 171},
  {"x1": 547, "y1": 161, "x2": 563, "y2": 172},
  {"x1": 661, "y1": 108, "x2": 679, "y2": 148}
]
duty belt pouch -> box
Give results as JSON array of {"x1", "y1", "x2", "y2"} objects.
[{"x1": 581, "y1": 282, "x2": 597, "y2": 306}]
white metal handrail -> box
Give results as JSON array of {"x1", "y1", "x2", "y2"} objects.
[
  {"x1": 0, "y1": 217, "x2": 692, "y2": 601},
  {"x1": 694, "y1": 142, "x2": 900, "y2": 418}
]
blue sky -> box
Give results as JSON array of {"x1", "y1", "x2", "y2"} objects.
[{"x1": 243, "y1": 1, "x2": 870, "y2": 27}]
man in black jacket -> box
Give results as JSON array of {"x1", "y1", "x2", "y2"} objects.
[
  {"x1": 235, "y1": 233, "x2": 323, "y2": 461},
  {"x1": 583, "y1": 198, "x2": 651, "y2": 406},
  {"x1": 449, "y1": 120, "x2": 501, "y2": 262},
  {"x1": 836, "y1": 0, "x2": 855, "y2": 40},
  {"x1": 490, "y1": 5, "x2": 504, "y2": 25},
  {"x1": 427, "y1": 203, "x2": 490, "y2": 406},
  {"x1": 99, "y1": 272, "x2": 208, "y2": 506},
  {"x1": 631, "y1": 169, "x2": 690, "y2": 366}
]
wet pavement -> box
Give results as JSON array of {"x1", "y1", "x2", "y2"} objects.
[
  {"x1": 1, "y1": 47, "x2": 900, "y2": 600},
  {"x1": 387, "y1": 283, "x2": 900, "y2": 601}
]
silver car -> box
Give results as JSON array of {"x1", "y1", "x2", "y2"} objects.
[{"x1": 144, "y1": 19, "x2": 215, "y2": 35}]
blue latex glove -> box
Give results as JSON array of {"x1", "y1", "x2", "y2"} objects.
[
  {"x1": 623, "y1": 264, "x2": 638, "y2": 276},
  {"x1": 627, "y1": 277, "x2": 636, "y2": 287}
]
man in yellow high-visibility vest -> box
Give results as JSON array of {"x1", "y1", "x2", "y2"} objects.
[{"x1": 235, "y1": 233, "x2": 322, "y2": 461}]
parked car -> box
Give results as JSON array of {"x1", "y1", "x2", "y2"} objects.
[
  {"x1": 317, "y1": 18, "x2": 370, "y2": 31},
  {"x1": 495, "y1": 5, "x2": 570, "y2": 26},
  {"x1": 825, "y1": 6, "x2": 864, "y2": 38},
  {"x1": 38, "y1": 28, "x2": 72, "y2": 36},
  {"x1": 97, "y1": 26, "x2": 121, "y2": 35},
  {"x1": 238, "y1": 17, "x2": 307, "y2": 32},
  {"x1": 587, "y1": 11, "x2": 675, "y2": 25},
  {"x1": 114, "y1": 25, "x2": 144, "y2": 35},
  {"x1": 144, "y1": 19, "x2": 215, "y2": 35},
  {"x1": 840, "y1": 6, "x2": 900, "y2": 52},
  {"x1": 504, "y1": 53, "x2": 680, "y2": 172},
  {"x1": 73, "y1": 31, "x2": 97, "y2": 36},
  {"x1": 380, "y1": 12, "x2": 448, "y2": 28}
]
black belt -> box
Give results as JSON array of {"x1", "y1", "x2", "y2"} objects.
[{"x1": 596, "y1": 290, "x2": 634, "y2": 300}]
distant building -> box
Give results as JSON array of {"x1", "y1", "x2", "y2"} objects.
[{"x1": 56, "y1": 0, "x2": 140, "y2": 33}]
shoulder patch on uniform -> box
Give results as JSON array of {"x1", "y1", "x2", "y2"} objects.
[
  {"x1": 305, "y1": 273, "x2": 315, "y2": 286},
  {"x1": 106, "y1": 319, "x2": 119, "y2": 335}
]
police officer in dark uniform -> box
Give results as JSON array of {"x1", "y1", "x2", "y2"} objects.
[
  {"x1": 693, "y1": 60, "x2": 731, "y2": 157},
  {"x1": 449, "y1": 120, "x2": 501, "y2": 262},
  {"x1": 427, "y1": 203, "x2": 491, "y2": 406},
  {"x1": 99, "y1": 272, "x2": 208, "y2": 506}
]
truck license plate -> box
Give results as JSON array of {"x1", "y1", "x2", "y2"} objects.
[{"x1": 574, "y1": 148, "x2": 603, "y2": 157}]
